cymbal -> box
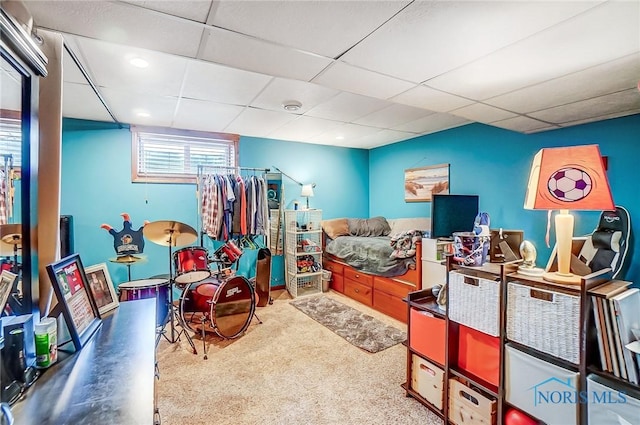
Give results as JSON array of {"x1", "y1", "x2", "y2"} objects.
[
  {"x1": 0, "y1": 241, "x2": 19, "y2": 257},
  {"x1": 0, "y1": 224, "x2": 22, "y2": 245},
  {"x1": 109, "y1": 254, "x2": 144, "y2": 264},
  {"x1": 143, "y1": 220, "x2": 197, "y2": 247}
]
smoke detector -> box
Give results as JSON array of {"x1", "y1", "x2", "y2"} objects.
[{"x1": 282, "y1": 100, "x2": 302, "y2": 112}]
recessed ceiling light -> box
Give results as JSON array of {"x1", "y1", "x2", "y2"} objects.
[
  {"x1": 282, "y1": 100, "x2": 302, "y2": 112},
  {"x1": 335, "y1": 135, "x2": 345, "y2": 140},
  {"x1": 136, "y1": 111, "x2": 150, "y2": 118},
  {"x1": 129, "y1": 57, "x2": 149, "y2": 68}
]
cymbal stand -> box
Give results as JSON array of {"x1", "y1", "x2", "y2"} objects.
[{"x1": 158, "y1": 231, "x2": 197, "y2": 354}]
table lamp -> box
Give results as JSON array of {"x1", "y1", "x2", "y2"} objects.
[
  {"x1": 524, "y1": 144, "x2": 613, "y2": 284},
  {"x1": 301, "y1": 184, "x2": 314, "y2": 209}
]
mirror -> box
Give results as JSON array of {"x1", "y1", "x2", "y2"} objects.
[{"x1": 0, "y1": 53, "x2": 25, "y2": 316}]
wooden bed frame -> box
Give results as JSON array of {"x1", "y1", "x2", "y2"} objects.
[{"x1": 322, "y1": 233, "x2": 422, "y2": 323}]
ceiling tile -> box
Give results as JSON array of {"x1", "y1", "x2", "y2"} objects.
[
  {"x1": 62, "y1": 82, "x2": 114, "y2": 122},
  {"x1": 451, "y1": 103, "x2": 518, "y2": 123},
  {"x1": 427, "y1": 1, "x2": 640, "y2": 100},
  {"x1": 27, "y1": 1, "x2": 204, "y2": 57},
  {"x1": 341, "y1": 0, "x2": 602, "y2": 83},
  {"x1": 391, "y1": 85, "x2": 474, "y2": 112},
  {"x1": 182, "y1": 60, "x2": 272, "y2": 105},
  {"x1": 1, "y1": 64, "x2": 22, "y2": 110},
  {"x1": 224, "y1": 107, "x2": 297, "y2": 137},
  {"x1": 198, "y1": 27, "x2": 332, "y2": 82},
  {"x1": 485, "y1": 53, "x2": 640, "y2": 113},
  {"x1": 268, "y1": 116, "x2": 343, "y2": 142},
  {"x1": 313, "y1": 62, "x2": 414, "y2": 100},
  {"x1": 60, "y1": 34, "x2": 87, "y2": 85},
  {"x1": 350, "y1": 129, "x2": 417, "y2": 149},
  {"x1": 308, "y1": 123, "x2": 381, "y2": 146},
  {"x1": 121, "y1": 1, "x2": 213, "y2": 23},
  {"x1": 74, "y1": 36, "x2": 188, "y2": 97},
  {"x1": 354, "y1": 103, "x2": 433, "y2": 129},
  {"x1": 251, "y1": 78, "x2": 338, "y2": 114},
  {"x1": 490, "y1": 116, "x2": 556, "y2": 133},
  {"x1": 409, "y1": 113, "x2": 471, "y2": 136},
  {"x1": 529, "y1": 89, "x2": 640, "y2": 124},
  {"x1": 173, "y1": 98, "x2": 243, "y2": 133},
  {"x1": 558, "y1": 109, "x2": 640, "y2": 128},
  {"x1": 305, "y1": 92, "x2": 390, "y2": 122},
  {"x1": 101, "y1": 87, "x2": 178, "y2": 127},
  {"x1": 207, "y1": 0, "x2": 410, "y2": 58}
]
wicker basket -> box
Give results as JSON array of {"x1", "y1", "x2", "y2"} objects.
[
  {"x1": 506, "y1": 281, "x2": 580, "y2": 364},
  {"x1": 449, "y1": 270, "x2": 500, "y2": 336}
]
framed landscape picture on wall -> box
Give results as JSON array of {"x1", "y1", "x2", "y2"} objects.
[{"x1": 404, "y1": 163, "x2": 450, "y2": 202}]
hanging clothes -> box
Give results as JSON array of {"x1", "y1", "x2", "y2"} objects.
[
  {"x1": 0, "y1": 170, "x2": 7, "y2": 225},
  {"x1": 198, "y1": 170, "x2": 269, "y2": 241}
]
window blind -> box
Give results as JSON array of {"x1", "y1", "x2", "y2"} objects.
[{"x1": 0, "y1": 117, "x2": 22, "y2": 167}]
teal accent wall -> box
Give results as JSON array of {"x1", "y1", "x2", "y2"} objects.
[
  {"x1": 60, "y1": 120, "x2": 369, "y2": 288},
  {"x1": 369, "y1": 114, "x2": 640, "y2": 284}
]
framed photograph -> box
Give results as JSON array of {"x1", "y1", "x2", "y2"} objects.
[
  {"x1": 404, "y1": 163, "x2": 450, "y2": 202},
  {"x1": 84, "y1": 263, "x2": 119, "y2": 315},
  {"x1": 545, "y1": 236, "x2": 595, "y2": 275},
  {"x1": 46, "y1": 254, "x2": 102, "y2": 351},
  {"x1": 0, "y1": 270, "x2": 17, "y2": 312}
]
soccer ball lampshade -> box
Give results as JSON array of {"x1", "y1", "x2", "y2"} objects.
[{"x1": 524, "y1": 144, "x2": 614, "y2": 284}]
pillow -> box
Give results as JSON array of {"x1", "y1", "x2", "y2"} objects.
[
  {"x1": 321, "y1": 218, "x2": 350, "y2": 240},
  {"x1": 388, "y1": 218, "x2": 431, "y2": 235},
  {"x1": 348, "y1": 216, "x2": 391, "y2": 237}
]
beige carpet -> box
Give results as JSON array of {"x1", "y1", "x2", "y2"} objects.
[{"x1": 156, "y1": 290, "x2": 442, "y2": 425}]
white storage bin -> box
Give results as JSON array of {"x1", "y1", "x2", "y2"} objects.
[
  {"x1": 505, "y1": 344, "x2": 579, "y2": 425},
  {"x1": 411, "y1": 355, "x2": 444, "y2": 410},
  {"x1": 507, "y1": 281, "x2": 580, "y2": 364},
  {"x1": 449, "y1": 270, "x2": 500, "y2": 336},
  {"x1": 587, "y1": 374, "x2": 640, "y2": 424}
]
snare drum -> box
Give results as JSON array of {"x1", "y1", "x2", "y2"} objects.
[
  {"x1": 179, "y1": 276, "x2": 255, "y2": 339},
  {"x1": 118, "y1": 278, "x2": 170, "y2": 327},
  {"x1": 174, "y1": 246, "x2": 211, "y2": 284}
]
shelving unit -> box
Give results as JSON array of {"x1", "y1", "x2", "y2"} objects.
[
  {"x1": 404, "y1": 255, "x2": 639, "y2": 424},
  {"x1": 284, "y1": 209, "x2": 323, "y2": 298}
]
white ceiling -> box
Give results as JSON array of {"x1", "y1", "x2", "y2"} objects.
[{"x1": 20, "y1": 0, "x2": 640, "y2": 149}]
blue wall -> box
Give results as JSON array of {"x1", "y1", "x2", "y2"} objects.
[
  {"x1": 369, "y1": 114, "x2": 640, "y2": 284},
  {"x1": 60, "y1": 120, "x2": 369, "y2": 287}
]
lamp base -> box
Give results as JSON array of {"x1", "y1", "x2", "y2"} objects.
[
  {"x1": 542, "y1": 271, "x2": 581, "y2": 285},
  {"x1": 518, "y1": 266, "x2": 544, "y2": 277}
]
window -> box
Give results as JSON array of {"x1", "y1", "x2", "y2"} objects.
[{"x1": 131, "y1": 126, "x2": 239, "y2": 183}]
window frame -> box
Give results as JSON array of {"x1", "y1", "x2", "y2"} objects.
[{"x1": 131, "y1": 125, "x2": 239, "y2": 184}]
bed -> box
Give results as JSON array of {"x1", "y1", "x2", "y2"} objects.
[{"x1": 322, "y1": 217, "x2": 430, "y2": 323}]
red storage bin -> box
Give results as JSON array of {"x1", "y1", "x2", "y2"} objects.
[
  {"x1": 458, "y1": 324, "x2": 500, "y2": 386},
  {"x1": 410, "y1": 307, "x2": 445, "y2": 365}
]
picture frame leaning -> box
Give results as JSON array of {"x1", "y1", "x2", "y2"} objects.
[
  {"x1": 84, "y1": 263, "x2": 119, "y2": 315},
  {"x1": 46, "y1": 254, "x2": 102, "y2": 351}
]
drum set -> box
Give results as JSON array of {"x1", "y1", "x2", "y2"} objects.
[{"x1": 116, "y1": 220, "x2": 259, "y2": 359}]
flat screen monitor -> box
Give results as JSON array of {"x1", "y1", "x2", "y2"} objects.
[{"x1": 431, "y1": 194, "x2": 479, "y2": 239}]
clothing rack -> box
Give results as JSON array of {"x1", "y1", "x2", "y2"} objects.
[
  {"x1": 196, "y1": 165, "x2": 271, "y2": 245},
  {"x1": 196, "y1": 165, "x2": 270, "y2": 176}
]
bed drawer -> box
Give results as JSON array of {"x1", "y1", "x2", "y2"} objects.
[
  {"x1": 374, "y1": 276, "x2": 413, "y2": 299},
  {"x1": 330, "y1": 273, "x2": 344, "y2": 293},
  {"x1": 323, "y1": 259, "x2": 345, "y2": 276},
  {"x1": 373, "y1": 290, "x2": 407, "y2": 323},
  {"x1": 345, "y1": 278, "x2": 373, "y2": 306},
  {"x1": 344, "y1": 268, "x2": 373, "y2": 287}
]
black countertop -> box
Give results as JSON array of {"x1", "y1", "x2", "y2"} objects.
[{"x1": 11, "y1": 298, "x2": 156, "y2": 424}]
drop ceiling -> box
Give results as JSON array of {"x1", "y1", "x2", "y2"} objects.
[{"x1": 20, "y1": 0, "x2": 640, "y2": 149}]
